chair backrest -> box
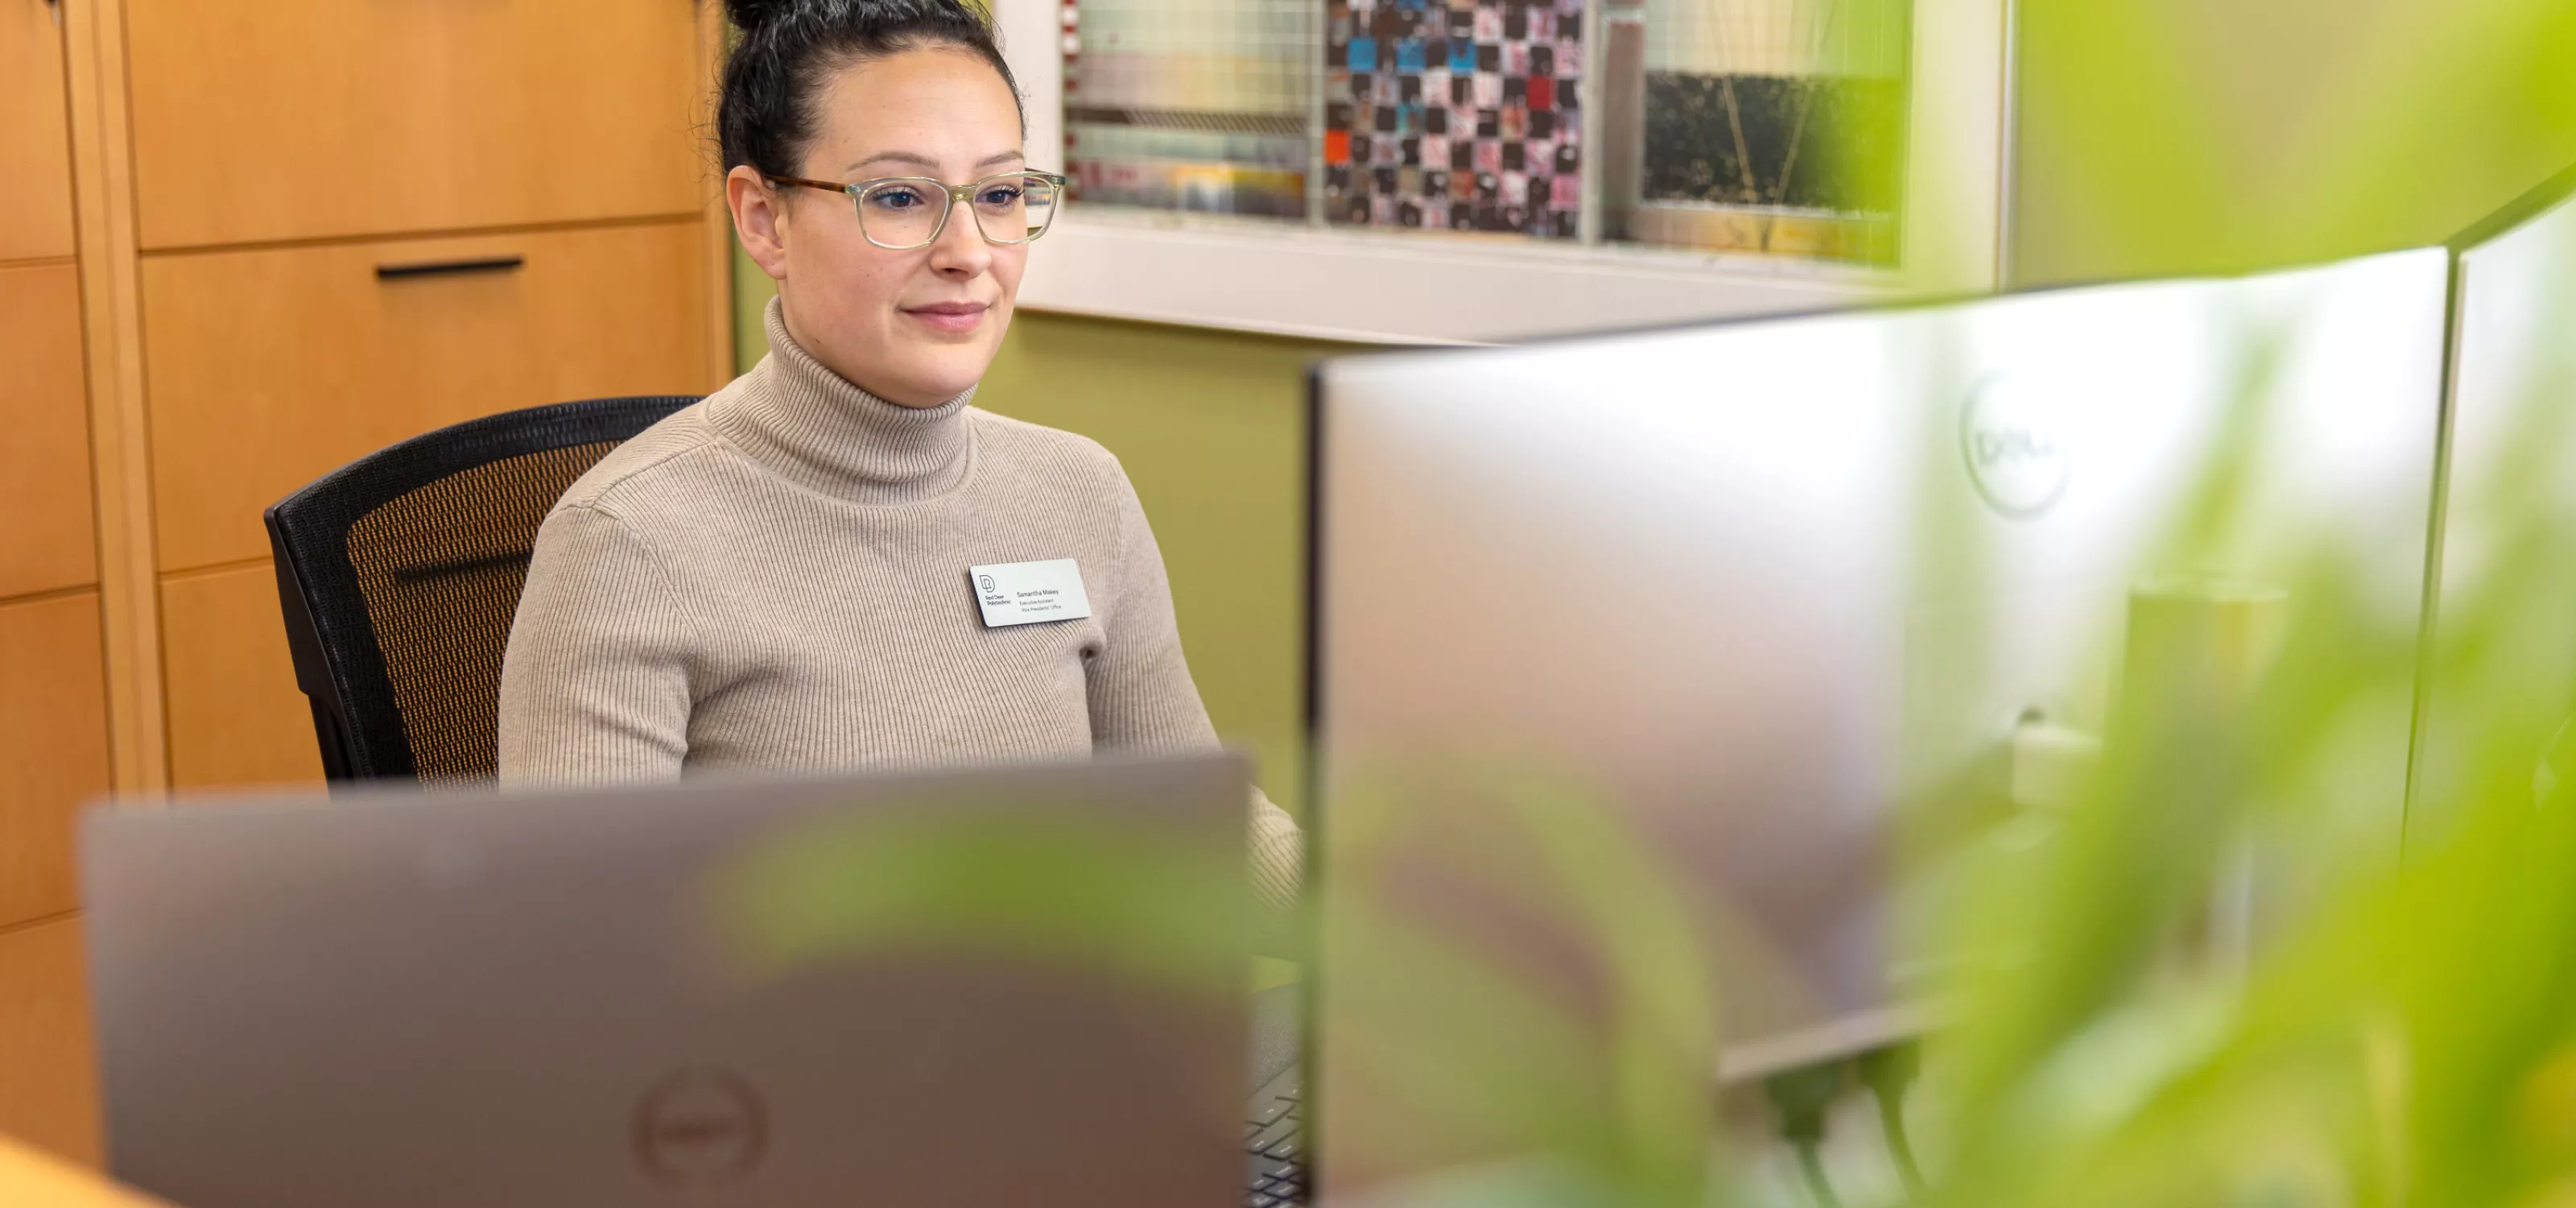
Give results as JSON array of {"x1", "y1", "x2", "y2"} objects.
[{"x1": 264, "y1": 395, "x2": 698, "y2": 784}]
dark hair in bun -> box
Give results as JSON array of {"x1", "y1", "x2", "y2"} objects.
[
  {"x1": 721, "y1": 0, "x2": 795, "y2": 31},
  {"x1": 719, "y1": 0, "x2": 1023, "y2": 180}
]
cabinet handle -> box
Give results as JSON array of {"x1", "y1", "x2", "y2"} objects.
[{"x1": 374, "y1": 255, "x2": 526, "y2": 281}]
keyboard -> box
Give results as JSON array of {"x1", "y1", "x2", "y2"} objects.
[{"x1": 1245, "y1": 1067, "x2": 1307, "y2": 1206}]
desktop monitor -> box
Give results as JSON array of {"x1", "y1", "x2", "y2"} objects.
[
  {"x1": 1307, "y1": 248, "x2": 2450, "y2": 1198},
  {"x1": 2409, "y1": 167, "x2": 2576, "y2": 836}
]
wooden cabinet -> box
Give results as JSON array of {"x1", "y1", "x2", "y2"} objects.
[
  {"x1": 143, "y1": 220, "x2": 714, "y2": 573},
  {"x1": 0, "y1": 263, "x2": 98, "y2": 599},
  {"x1": 0, "y1": 594, "x2": 113, "y2": 930},
  {"x1": 125, "y1": 0, "x2": 706, "y2": 250},
  {"x1": 2, "y1": 0, "x2": 111, "y2": 1170},
  {"x1": 0, "y1": 0, "x2": 74, "y2": 263},
  {"x1": 76, "y1": 0, "x2": 727, "y2": 804},
  {"x1": 159, "y1": 565, "x2": 326, "y2": 790},
  {"x1": 10, "y1": 0, "x2": 729, "y2": 1170},
  {"x1": 0, "y1": 918, "x2": 101, "y2": 1167}
]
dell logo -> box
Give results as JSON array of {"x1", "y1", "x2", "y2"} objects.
[
  {"x1": 1960, "y1": 372, "x2": 2071, "y2": 518},
  {"x1": 634, "y1": 1067, "x2": 768, "y2": 1187}
]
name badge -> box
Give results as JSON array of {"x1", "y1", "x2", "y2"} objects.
[{"x1": 969, "y1": 558, "x2": 1094, "y2": 627}]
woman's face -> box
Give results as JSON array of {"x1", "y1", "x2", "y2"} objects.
[{"x1": 728, "y1": 48, "x2": 1028, "y2": 407}]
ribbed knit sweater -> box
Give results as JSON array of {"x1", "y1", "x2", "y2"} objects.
[{"x1": 497, "y1": 300, "x2": 1302, "y2": 909}]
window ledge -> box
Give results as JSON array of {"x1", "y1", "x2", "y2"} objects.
[{"x1": 1017, "y1": 206, "x2": 1903, "y2": 345}]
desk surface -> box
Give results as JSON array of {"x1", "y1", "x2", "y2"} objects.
[{"x1": 0, "y1": 1136, "x2": 167, "y2": 1208}]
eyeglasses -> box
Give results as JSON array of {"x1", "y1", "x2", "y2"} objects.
[{"x1": 766, "y1": 170, "x2": 1067, "y2": 250}]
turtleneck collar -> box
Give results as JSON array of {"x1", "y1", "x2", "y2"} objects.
[{"x1": 706, "y1": 297, "x2": 978, "y2": 505}]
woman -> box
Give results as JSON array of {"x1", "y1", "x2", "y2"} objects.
[{"x1": 496, "y1": 0, "x2": 1301, "y2": 909}]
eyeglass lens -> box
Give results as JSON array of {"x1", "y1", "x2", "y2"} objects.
[{"x1": 857, "y1": 176, "x2": 1060, "y2": 246}]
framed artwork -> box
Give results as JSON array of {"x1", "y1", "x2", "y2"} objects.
[
  {"x1": 994, "y1": 0, "x2": 2012, "y2": 341},
  {"x1": 1322, "y1": 0, "x2": 1589, "y2": 238},
  {"x1": 1061, "y1": 0, "x2": 1316, "y2": 217},
  {"x1": 1623, "y1": 0, "x2": 1911, "y2": 263}
]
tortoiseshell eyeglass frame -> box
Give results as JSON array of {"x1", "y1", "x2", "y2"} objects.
[{"x1": 765, "y1": 170, "x2": 1070, "y2": 250}]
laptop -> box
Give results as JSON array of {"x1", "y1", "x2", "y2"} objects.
[{"x1": 83, "y1": 754, "x2": 1256, "y2": 1208}]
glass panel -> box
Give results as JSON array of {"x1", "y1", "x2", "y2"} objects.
[{"x1": 1062, "y1": 0, "x2": 1317, "y2": 218}]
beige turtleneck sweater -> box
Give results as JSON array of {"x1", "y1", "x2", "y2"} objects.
[{"x1": 497, "y1": 300, "x2": 1302, "y2": 908}]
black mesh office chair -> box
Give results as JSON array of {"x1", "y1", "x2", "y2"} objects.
[{"x1": 264, "y1": 395, "x2": 698, "y2": 784}]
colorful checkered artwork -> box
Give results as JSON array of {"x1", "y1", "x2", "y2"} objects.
[{"x1": 1324, "y1": 0, "x2": 1587, "y2": 238}]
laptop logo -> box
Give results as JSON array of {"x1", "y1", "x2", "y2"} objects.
[
  {"x1": 1960, "y1": 372, "x2": 2071, "y2": 519},
  {"x1": 634, "y1": 1067, "x2": 769, "y2": 1187}
]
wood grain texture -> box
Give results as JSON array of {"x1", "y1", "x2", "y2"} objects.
[
  {"x1": 0, "y1": 0, "x2": 76, "y2": 263},
  {"x1": 62, "y1": 0, "x2": 168, "y2": 793},
  {"x1": 0, "y1": 916, "x2": 101, "y2": 1169},
  {"x1": 125, "y1": 0, "x2": 704, "y2": 249},
  {"x1": 0, "y1": 262, "x2": 99, "y2": 600},
  {"x1": 159, "y1": 562, "x2": 324, "y2": 790},
  {"x1": 0, "y1": 594, "x2": 111, "y2": 931},
  {"x1": 142, "y1": 220, "x2": 714, "y2": 573}
]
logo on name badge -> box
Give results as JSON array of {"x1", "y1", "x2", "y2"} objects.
[{"x1": 969, "y1": 558, "x2": 1095, "y2": 628}]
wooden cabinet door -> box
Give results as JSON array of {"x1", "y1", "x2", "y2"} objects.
[
  {"x1": 159, "y1": 563, "x2": 321, "y2": 790},
  {"x1": 0, "y1": 593, "x2": 112, "y2": 930},
  {"x1": 141, "y1": 218, "x2": 714, "y2": 573},
  {"x1": 0, "y1": 0, "x2": 74, "y2": 263},
  {"x1": 0, "y1": 262, "x2": 98, "y2": 599},
  {"x1": 125, "y1": 0, "x2": 708, "y2": 250},
  {"x1": 0, "y1": 917, "x2": 101, "y2": 1167}
]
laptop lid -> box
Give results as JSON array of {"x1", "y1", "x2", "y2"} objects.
[{"x1": 82, "y1": 754, "x2": 1251, "y2": 1208}]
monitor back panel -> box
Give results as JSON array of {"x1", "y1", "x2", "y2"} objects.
[
  {"x1": 2414, "y1": 190, "x2": 2576, "y2": 833},
  {"x1": 1309, "y1": 249, "x2": 2449, "y2": 1195}
]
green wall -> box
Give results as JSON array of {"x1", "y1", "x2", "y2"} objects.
[
  {"x1": 2009, "y1": 0, "x2": 2576, "y2": 286},
  {"x1": 734, "y1": 255, "x2": 1352, "y2": 812},
  {"x1": 982, "y1": 315, "x2": 1348, "y2": 813}
]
